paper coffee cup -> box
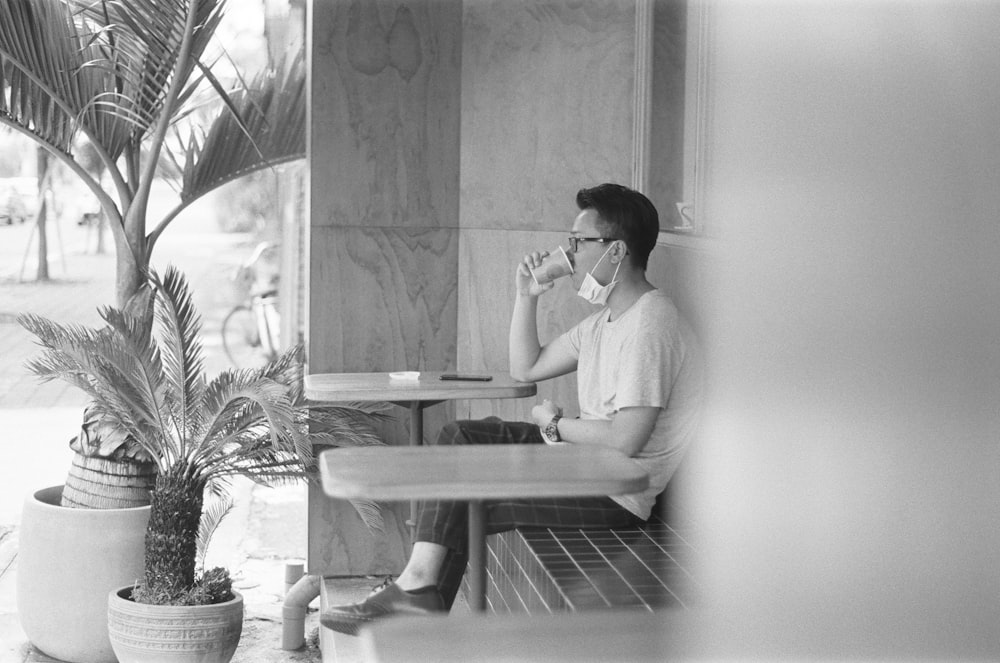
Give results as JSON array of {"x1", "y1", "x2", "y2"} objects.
[{"x1": 530, "y1": 246, "x2": 575, "y2": 285}]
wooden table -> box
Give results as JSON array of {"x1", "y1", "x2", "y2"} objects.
[
  {"x1": 318, "y1": 444, "x2": 649, "y2": 611},
  {"x1": 305, "y1": 371, "x2": 537, "y2": 448},
  {"x1": 305, "y1": 371, "x2": 536, "y2": 531}
]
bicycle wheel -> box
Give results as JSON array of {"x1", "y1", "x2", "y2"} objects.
[{"x1": 221, "y1": 305, "x2": 267, "y2": 368}]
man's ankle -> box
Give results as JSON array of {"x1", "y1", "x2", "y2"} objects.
[{"x1": 394, "y1": 576, "x2": 437, "y2": 593}]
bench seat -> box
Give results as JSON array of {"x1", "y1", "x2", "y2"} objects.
[{"x1": 462, "y1": 512, "x2": 698, "y2": 614}]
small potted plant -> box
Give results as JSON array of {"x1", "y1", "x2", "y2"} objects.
[{"x1": 19, "y1": 267, "x2": 386, "y2": 663}]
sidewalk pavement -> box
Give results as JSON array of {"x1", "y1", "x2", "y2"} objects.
[{"x1": 0, "y1": 218, "x2": 323, "y2": 662}]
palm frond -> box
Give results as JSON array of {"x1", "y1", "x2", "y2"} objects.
[
  {"x1": 306, "y1": 429, "x2": 385, "y2": 450},
  {"x1": 18, "y1": 314, "x2": 173, "y2": 470},
  {"x1": 187, "y1": 375, "x2": 302, "y2": 480},
  {"x1": 0, "y1": 0, "x2": 92, "y2": 154},
  {"x1": 242, "y1": 343, "x2": 304, "y2": 388},
  {"x1": 17, "y1": 310, "x2": 175, "y2": 467},
  {"x1": 196, "y1": 493, "x2": 234, "y2": 569},
  {"x1": 209, "y1": 454, "x2": 303, "y2": 487},
  {"x1": 149, "y1": 266, "x2": 206, "y2": 446},
  {"x1": 309, "y1": 402, "x2": 395, "y2": 425},
  {"x1": 95, "y1": 305, "x2": 180, "y2": 462},
  {"x1": 177, "y1": 51, "x2": 305, "y2": 205},
  {"x1": 198, "y1": 369, "x2": 277, "y2": 440},
  {"x1": 348, "y1": 499, "x2": 385, "y2": 533},
  {"x1": 75, "y1": 0, "x2": 226, "y2": 146}
]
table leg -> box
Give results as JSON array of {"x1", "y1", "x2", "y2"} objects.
[
  {"x1": 468, "y1": 499, "x2": 487, "y2": 612},
  {"x1": 407, "y1": 403, "x2": 422, "y2": 536},
  {"x1": 408, "y1": 402, "x2": 423, "y2": 447}
]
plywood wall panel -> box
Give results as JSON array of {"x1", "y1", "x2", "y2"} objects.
[
  {"x1": 306, "y1": 410, "x2": 450, "y2": 576},
  {"x1": 309, "y1": 226, "x2": 459, "y2": 374},
  {"x1": 310, "y1": 0, "x2": 461, "y2": 230},
  {"x1": 460, "y1": 1, "x2": 636, "y2": 232},
  {"x1": 306, "y1": 481, "x2": 410, "y2": 576},
  {"x1": 306, "y1": 0, "x2": 462, "y2": 575}
]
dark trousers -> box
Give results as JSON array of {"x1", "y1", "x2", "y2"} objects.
[{"x1": 414, "y1": 417, "x2": 643, "y2": 609}]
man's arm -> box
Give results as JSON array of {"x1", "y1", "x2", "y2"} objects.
[
  {"x1": 509, "y1": 253, "x2": 577, "y2": 382},
  {"x1": 532, "y1": 402, "x2": 660, "y2": 457}
]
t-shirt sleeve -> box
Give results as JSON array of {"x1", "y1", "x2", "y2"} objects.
[{"x1": 562, "y1": 317, "x2": 584, "y2": 359}]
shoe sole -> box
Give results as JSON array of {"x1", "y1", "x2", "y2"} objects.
[
  {"x1": 320, "y1": 614, "x2": 368, "y2": 637},
  {"x1": 320, "y1": 607, "x2": 446, "y2": 637}
]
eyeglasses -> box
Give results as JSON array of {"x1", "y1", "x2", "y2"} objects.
[{"x1": 568, "y1": 236, "x2": 616, "y2": 252}]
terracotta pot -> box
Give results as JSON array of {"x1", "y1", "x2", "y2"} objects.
[
  {"x1": 108, "y1": 586, "x2": 243, "y2": 663},
  {"x1": 17, "y1": 485, "x2": 149, "y2": 663}
]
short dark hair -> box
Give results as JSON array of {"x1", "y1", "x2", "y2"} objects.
[{"x1": 576, "y1": 183, "x2": 659, "y2": 270}]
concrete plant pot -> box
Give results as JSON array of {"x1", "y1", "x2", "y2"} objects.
[
  {"x1": 108, "y1": 586, "x2": 243, "y2": 663},
  {"x1": 17, "y1": 485, "x2": 150, "y2": 663}
]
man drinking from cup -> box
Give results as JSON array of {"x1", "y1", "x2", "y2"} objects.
[{"x1": 321, "y1": 183, "x2": 705, "y2": 632}]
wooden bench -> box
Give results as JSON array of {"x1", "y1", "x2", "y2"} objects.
[
  {"x1": 362, "y1": 487, "x2": 695, "y2": 662},
  {"x1": 461, "y1": 489, "x2": 698, "y2": 614}
]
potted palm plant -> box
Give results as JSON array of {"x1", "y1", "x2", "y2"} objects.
[
  {"x1": 0, "y1": 0, "x2": 307, "y2": 507},
  {"x1": 2, "y1": 3, "x2": 310, "y2": 659},
  {"x1": 19, "y1": 267, "x2": 386, "y2": 662}
]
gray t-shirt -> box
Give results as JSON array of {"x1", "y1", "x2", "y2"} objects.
[{"x1": 564, "y1": 290, "x2": 704, "y2": 519}]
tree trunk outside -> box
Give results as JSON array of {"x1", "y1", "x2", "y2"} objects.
[
  {"x1": 35, "y1": 148, "x2": 49, "y2": 281},
  {"x1": 95, "y1": 209, "x2": 107, "y2": 254},
  {"x1": 137, "y1": 462, "x2": 204, "y2": 604}
]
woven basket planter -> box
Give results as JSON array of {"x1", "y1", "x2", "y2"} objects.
[{"x1": 61, "y1": 451, "x2": 156, "y2": 509}]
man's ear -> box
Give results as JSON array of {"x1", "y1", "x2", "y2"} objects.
[{"x1": 610, "y1": 239, "x2": 629, "y2": 262}]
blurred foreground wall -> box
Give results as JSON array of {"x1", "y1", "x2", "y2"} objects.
[{"x1": 688, "y1": 0, "x2": 1000, "y2": 656}]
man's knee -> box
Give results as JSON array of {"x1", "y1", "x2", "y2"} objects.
[
  {"x1": 434, "y1": 418, "x2": 504, "y2": 446},
  {"x1": 434, "y1": 420, "x2": 473, "y2": 446}
]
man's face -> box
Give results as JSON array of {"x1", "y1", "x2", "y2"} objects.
[{"x1": 568, "y1": 208, "x2": 615, "y2": 289}]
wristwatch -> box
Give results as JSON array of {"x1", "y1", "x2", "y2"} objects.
[{"x1": 543, "y1": 414, "x2": 563, "y2": 443}]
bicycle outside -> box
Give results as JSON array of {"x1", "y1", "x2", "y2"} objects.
[{"x1": 221, "y1": 242, "x2": 281, "y2": 368}]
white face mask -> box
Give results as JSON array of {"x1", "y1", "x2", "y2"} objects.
[{"x1": 577, "y1": 244, "x2": 621, "y2": 305}]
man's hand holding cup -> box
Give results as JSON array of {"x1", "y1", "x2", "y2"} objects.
[{"x1": 516, "y1": 246, "x2": 574, "y2": 297}]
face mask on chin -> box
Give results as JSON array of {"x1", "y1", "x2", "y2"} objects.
[{"x1": 577, "y1": 244, "x2": 622, "y2": 306}]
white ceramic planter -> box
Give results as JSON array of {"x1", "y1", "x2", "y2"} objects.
[
  {"x1": 108, "y1": 586, "x2": 243, "y2": 663},
  {"x1": 17, "y1": 485, "x2": 149, "y2": 663}
]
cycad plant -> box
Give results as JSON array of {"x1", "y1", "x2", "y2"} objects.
[
  {"x1": 0, "y1": 0, "x2": 307, "y2": 506},
  {"x1": 18, "y1": 267, "x2": 385, "y2": 605}
]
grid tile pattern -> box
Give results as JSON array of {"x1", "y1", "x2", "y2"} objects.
[{"x1": 462, "y1": 515, "x2": 698, "y2": 615}]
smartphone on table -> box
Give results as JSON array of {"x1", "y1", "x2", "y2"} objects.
[{"x1": 439, "y1": 374, "x2": 493, "y2": 381}]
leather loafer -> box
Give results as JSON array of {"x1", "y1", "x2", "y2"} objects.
[{"x1": 320, "y1": 579, "x2": 446, "y2": 636}]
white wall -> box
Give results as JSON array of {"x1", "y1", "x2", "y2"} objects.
[{"x1": 691, "y1": 0, "x2": 1000, "y2": 656}]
